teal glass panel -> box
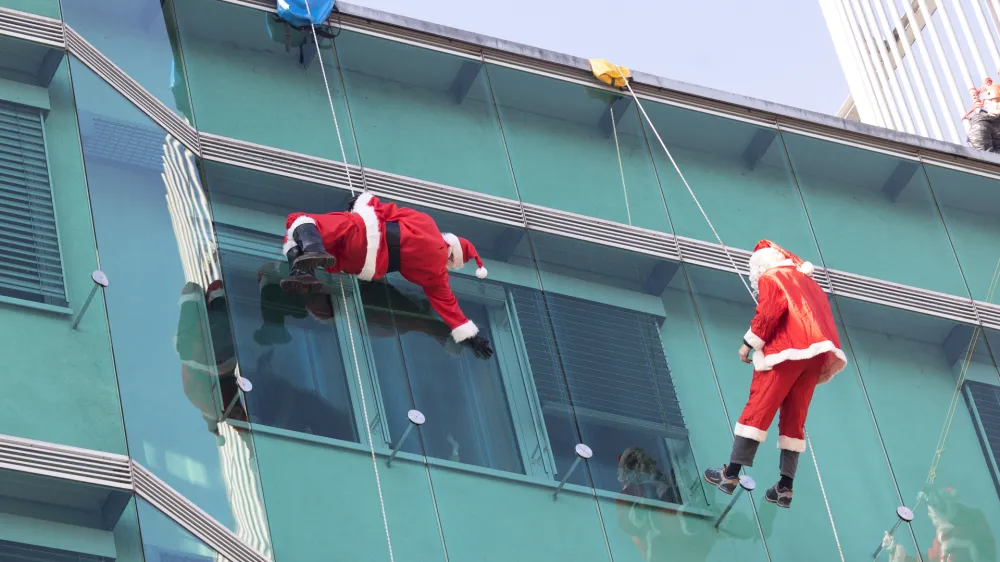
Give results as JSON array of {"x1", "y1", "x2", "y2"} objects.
[
  {"x1": 781, "y1": 133, "x2": 966, "y2": 295},
  {"x1": 172, "y1": 0, "x2": 357, "y2": 163},
  {"x1": 684, "y1": 262, "x2": 921, "y2": 560},
  {"x1": 335, "y1": 31, "x2": 518, "y2": 200},
  {"x1": 200, "y1": 164, "x2": 416, "y2": 561},
  {"x1": 68, "y1": 58, "x2": 273, "y2": 557},
  {"x1": 0, "y1": 472, "x2": 142, "y2": 561},
  {"x1": 362, "y1": 204, "x2": 614, "y2": 561},
  {"x1": 486, "y1": 64, "x2": 671, "y2": 230},
  {"x1": 136, "y1": 498, "x2": 228, "y2": 560},
  {"x1": 60, "y1": 0, "x2": 194, "y2": 122},
  {"x1": 523, "y1": 230, "x2": 770, "y2": 561},
  {"x1": 0, "y1": 49, "x2": 126, "y2": 453},
  {"x1": 0, "y1": 0, "x2": 60, "y2": 19},
  {"x1": 835, "y1": 299, "x2": 1000, "y2": 560},
  {"x1": 638, "y1": 105, "x2": 817, "y2": 255},
  {"x1": 924, "y1": 164, "x2": 1000, "y2": 302}
]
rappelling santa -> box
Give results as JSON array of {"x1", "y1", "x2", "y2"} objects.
[
  {"x1": 278, "y1": 192, "x2": 494, "y2": 358},
  {"x1": 704, "y1": 240, "x2": 847, "y2": 509}
]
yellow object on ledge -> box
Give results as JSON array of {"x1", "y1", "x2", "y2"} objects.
[{"x1": 589, "y1": 59, "x2": 631, "y2": 88}]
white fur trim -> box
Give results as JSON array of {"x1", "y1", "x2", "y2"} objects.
[
  {"x1": 207, "y1": 287, "x2": 226, "y2": 303},
  {"x1": 351, "y1": 193, "x2": 380, "y2": 281},
  {"x1": 744, "y1": 329, "x2": 765, "y2": 351},
  {"x1": 778, "y1": 436, "x2": 806, "y2": 452},
  {"x1": 476, "y1": 267, "x2": 487, "y2": 279},
  {"x1": 283, "y1": 215, "x2": 318, "y2": 255},
  {"x1": 451, "y1": 320, "x2": 479, "y2": 342},
  {"x1": 734, "y1": 423, "x2": 768, "y2": 442},
  {"x1": 752, "y1": 340, "x2": 848, "y2": 385},
  {"x1": 749, "y1": 247, "x2": 796, "y2": 290},
  {"x1": 442, "y1": 233, "x2": 464, "y2": 270},
  {"x1": 798, "y1": 261, "x2": 814, "y2": 276}
]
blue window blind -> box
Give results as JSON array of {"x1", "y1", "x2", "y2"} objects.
[
  {"x1": 511, "y1": 287, "x2": 688, "y2": 438},
  {"x1": 0, "y1": 101, "x2": 66, "y2": 307},
  {"x1": 964, "y1": 380, "x2": 1000, "y2": 499}
]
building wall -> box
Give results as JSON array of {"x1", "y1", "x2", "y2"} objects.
[{"x1": 5, "y1": 0, "x2": 1000, "y2": 561}]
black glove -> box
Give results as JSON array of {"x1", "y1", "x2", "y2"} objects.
[{"x1": 465, "y1": 335, "x2": 494, "y2": 360}]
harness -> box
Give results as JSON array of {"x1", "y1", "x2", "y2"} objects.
[{"x1": 384, "y1": 221, "x2": 401, "y2": 274}]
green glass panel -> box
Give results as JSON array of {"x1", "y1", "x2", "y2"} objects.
[
  {"x1": 486, "y1": 64, "x2": 671, "y2": 231},
  {"x1": 61, "y1": 0, "x2": 194, "y2": 122},
  {"x1": 924, "y1": 163, "x2": 1000, "y2": 302},
  {"x1": 335, "y1": 31, "x2": 518, "y2": 200},
  {"x1": 0, "y1": 0, "x2": 60, "y2": 19},
  {"x1": 523, "y1": 230, "x2": 770, "y2": 561},
  {"x1": 835, "y1": 299, "x2": 1000, "y2": 560},
  {"x1": 136, "y1": 498, "x2": 227, "y2": 560},
  {"x1": 782, "y1": 132, "x2": 966, "y2": 296},
  {"x1": 69, "y1": 58, "x2": 273, "y2": 557},
  {"x1": 639, "y1": 104, "x2": 816, "y2": 256},
  {"x1": 0, "y1": 54, "x2": 126, "y2": 453},
  {"x1": 172, "y1": 0, "x2": 357, "y2": 163}
]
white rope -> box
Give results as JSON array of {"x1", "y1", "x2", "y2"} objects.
[
  {"x1": 304, "y1": 6, "x2": 359, "y2": 195},
  {"x1": 612, "y1": 68, "x2": 755, "y2": 302},
  {"x1": 303, "y1": 3, "x2": 392, "y2": 560},
  {"x1": 611, "y1": 66, "x2": 844, "y2": 561},
  {"x1": 609, "y1": 105, "x2": 632, "y2": 226}
]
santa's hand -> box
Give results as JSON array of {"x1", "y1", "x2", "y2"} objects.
[
  {"x1": 739, "y1": 344, "x2": 752, "y2": 364},
  {"x1": 881, "y1": 531, "x2": 896, "y2": 550},
  {"x1": 464, "y1": 336, "x2": 494, "y2": 359}
]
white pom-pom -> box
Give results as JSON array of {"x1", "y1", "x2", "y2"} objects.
[
  {"x1": 798, "y1": 261, "x2": 814, "y2": 276},
  {"x1": 476, "y1": 267, "x2": 488, "y2": 279}
]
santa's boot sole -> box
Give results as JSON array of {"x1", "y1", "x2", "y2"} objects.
[
  {"x1": 293, "y1": 252, "x2": 337, "y2": 272},
  {"x1": 279, "y1": 276, "x2": 326, "y2": 295}
]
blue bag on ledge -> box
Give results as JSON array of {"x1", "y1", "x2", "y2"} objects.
[{"x1": 277, "y1": 0, "x2": 335, "y2": 28}]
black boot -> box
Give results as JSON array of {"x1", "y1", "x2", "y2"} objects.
[
  {"x1": 280, "y1": 244, "x2": 326, "y2": 295},
  {"x1": 291, "y1": 222, "x2": 337, "y2": 272}
]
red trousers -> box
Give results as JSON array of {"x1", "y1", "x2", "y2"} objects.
[{"x1": 734, "y1": 355, "x2": 826, "y2": 452}]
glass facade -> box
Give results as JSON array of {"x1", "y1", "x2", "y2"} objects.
[{"x1": 3, "y1": 2, "x2": 1000, "y2": 561}]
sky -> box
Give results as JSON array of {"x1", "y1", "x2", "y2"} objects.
[{"x1": 350, "y1": 0, "x2": 852, "y2": 116}]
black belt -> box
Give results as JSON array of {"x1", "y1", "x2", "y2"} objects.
[{"x1": 385, "y1": 221, "x2": 400, "y2": 273}]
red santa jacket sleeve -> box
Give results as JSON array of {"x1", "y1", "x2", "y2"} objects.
[
  {"x1": 421, "y1": 278, "x2": 479, "y2": 343},
  {"x1": 744, "y1": 273, "x2": 787, "y2": 351}
]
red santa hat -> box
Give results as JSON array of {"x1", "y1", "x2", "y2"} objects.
[
  {"x1": 749, "y1": 240, "x2": 814, "y2": 279},
  {"x1": 442, "y1": 233, "x2": 487, "y2": 279}
]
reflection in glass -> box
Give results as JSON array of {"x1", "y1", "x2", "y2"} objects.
[
  {"x1": 0, "y1": 0, "x2": 60, "y2": 19},
  {"x1": 781, "y1": 132, "x2": 965, "y2": 295},
  {"x1": 335, "y1": 30, "x2": 518, "y2": 199},
  {"x1": 835, "y1": 300, "x2": 1000, "y2": 560},
  {"x1": 69, "y1": 58, "x2": 271, "y2": 556},
  {"x1": 487, "y1": 64, "x2": 670, "y2": 230},
  {"x1": 523, "y1": 230, "x2": 770, "y2": 560},
  {"x1": 61, "y1": 0, "x2": 194, "y2": 122}
]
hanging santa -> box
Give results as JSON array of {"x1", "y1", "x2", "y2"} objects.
[
  {"x1": 278, "y1": 192, "x2": 494, "y2": 359},
  {"x1": 704, "y1": 240, "x2": 847, "y2": 508}
]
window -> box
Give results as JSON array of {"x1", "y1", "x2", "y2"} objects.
[
  {"x1": 964, "y1": 380, "x2": 1000, "y2": 500},
  {"x1": 0, "y1": 100, "x2": 66, "y2": 307}
]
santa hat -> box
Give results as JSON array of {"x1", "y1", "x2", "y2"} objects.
[
  {"x1": 749, "y1": 240, "x2": 814, "y2": 277},
  {"x1": 442, "y1": 233, "x2": 487, "y2": 279}
]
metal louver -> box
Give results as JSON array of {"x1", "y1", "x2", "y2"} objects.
[
  {"x1": 132, "y1": 462, "x2": 271, "y2": 562},
  {"x1": 0, "y1": 7, "x2": 62, "y2": 47},
  {"x1": 0, "y1": 434, "x2": 132, "y2": 489},
  {"x1": 64, "y1": 26, "x2": 200, "y2": 153}
]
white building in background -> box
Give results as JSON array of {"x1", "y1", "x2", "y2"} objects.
[{"x1": 820, "y1": 0, "x2": 1000, "y2": 145}]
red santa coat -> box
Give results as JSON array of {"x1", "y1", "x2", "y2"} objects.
[
  {"x1": 743, "y1": 266, "x2": 846, "y2": 384},
  {"x1": 283, "y1": 193, "x2": 481, "y2": 342}
]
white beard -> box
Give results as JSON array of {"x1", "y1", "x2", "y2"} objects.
[{"x1": 748, "y1": 248, "x2": 794, "y2": 290}]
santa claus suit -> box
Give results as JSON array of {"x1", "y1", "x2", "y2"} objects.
[
  {"x1": 735, "y1": 241, "x2": 848, "y2": 452},
  {"x1": 283, "y1": 193, "x2": 488, "y2": 343}
]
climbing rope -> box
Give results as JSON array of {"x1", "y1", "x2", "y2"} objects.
[
  {"x1": 302, "y1": 4, "x2": 392, "y2": 561},
  {"x1": 609, "y1": 105, "x2": 633, "y2": 226},
  {"x1": 608, "y1": 65, "x2": 845, "y2": 561}
]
